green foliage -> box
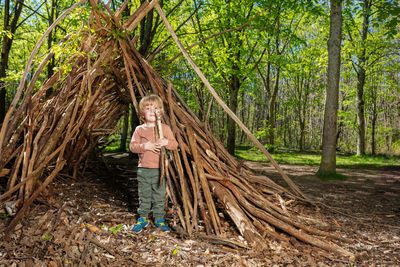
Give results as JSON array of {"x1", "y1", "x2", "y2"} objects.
[
  {"x1": 235, "y1": 147, "x2": 400, "y2": 169},
  {"x1": 264, "y1": 143, "x2": 278, "y2": 153},
  {"x1": 0, "y1": 29, "x2": 13, "y2": 39},
  {"x1": 109, "y1": 224, "x2": 123, "y2": 234},
  {"x1": 101, "y1": 134, "x2": 130, "y2": 152},
  {"x1": 0, "y1": 213, "x2": 10, "y2": 219},
  {"x1": 172, "y1": 246, "x2": 180, "y2": 255},
  {"x1": 1, "y1": 0, "x2": 399, "y2": 158},
  {"x1": 43, "y1": 234, "x2": 53, "y2": 241}
]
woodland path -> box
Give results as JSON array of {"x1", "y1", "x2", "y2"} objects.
[
  {"x1": 246, "y1": 160, "x2": 400, "y2": 265},
  {"x1": 0, "y1": 153, "x2": 399, "y2": 266}
]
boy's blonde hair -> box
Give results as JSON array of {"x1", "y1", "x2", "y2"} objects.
[{"x1": 138, "y1": 94, "x2": 164, "y2": 122}]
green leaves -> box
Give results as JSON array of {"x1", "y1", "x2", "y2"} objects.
[
  {"x1": 109, "y1": 224, "x2": 123, "y2": 234},
  {"x1": 43, "y1": 234, "x2": 53, "y2": 241},
  {"x1": 0, "y1": 0, "x2": 398, "y2": 155},
  {"x1": 0, "y1": 213, "x2": 10, "y2": 219},
  {"x1": 0, "y1": 29, "x2": 14, "y2": 39},
  {"x1": 172, "y1": 246, "x2": 180, "y2": 255}
]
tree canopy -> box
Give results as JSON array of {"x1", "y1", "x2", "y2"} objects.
[{"x1": 1, "y1": 0, "x2": 399, "y2": 156}]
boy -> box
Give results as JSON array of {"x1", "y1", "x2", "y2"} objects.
[{"x1": 129, "y1": 94, "x2": 178, "y2": 233}]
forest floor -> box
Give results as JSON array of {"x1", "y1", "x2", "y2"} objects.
[{"x1": 0, "y1": 152, "x2": 399, "y2": 266}]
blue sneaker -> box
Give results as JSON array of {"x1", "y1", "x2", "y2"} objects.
[
  {"x1": 131, "y1": 217, "x2": 149, "y2": 233},
  {"x1": 155, "y1": 219, "x2": 170, "y2": 232}
]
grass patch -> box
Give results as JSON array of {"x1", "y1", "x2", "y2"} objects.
[{"x1": 235, "y1": 147, "x2": 400, "y2": 169}]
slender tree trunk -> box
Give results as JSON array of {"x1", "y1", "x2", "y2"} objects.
[
  {"x1": 299, "y1": 118, "x2": 305, "y2": 151},
  {"x1": 0, "y1": 0, "x2": 24, "y2": 123},
  {"x1": 219, "y1": 108, "x2": 225, "y2": 142},
  {"x1": 296, "y1": 77, "x2": 310, "y2": 152},
  {"x1": 239, "y1": 92, "x2": 248, "y2": 144},
  {"x1": 268, "y1": 98, "x2": 275, "y2": 147},
  {"x1": 283, "y1": 106, "x2": 288, "y2": 147},
  {"x1": 288, "y1": 114, "x2": 293, "y2": 148},
  {"x1": 355, "y1": 0, "x2": 371, "y2": 156},
  {"x1": 335, "y1": 92, "x2": 344, "y2": 147},
  {"x1": 258, "y1": 61, "x2": 271, "y2": 144},
  {"x1": 318, "y1": 0, "x2": 342, "y2": 175},
  {"x1": 47, "y1": 0, "x2": 55, "y2": 80},
  {"x1": 336, "y1": 121, "x2": 343, "y2": 148},
  {"x1": 45, "y1": 0, "x2": 57, "y2": 98},
  {"x1": 268, "y1": 67, "x2": 280, "y2": 150},
  {"x1": 371, "y1": 98, "x2": 377, "y2": 155},
  {"x1": 251, "y1": 101, "x2": 259, "y2": 140},
  {"x1": 356, "y1": 69, "x2": 366, "y2": 155},
  {"x1": 227, "y1": 75, "x2": 240, "y2": 155},
  {"x1": 297, "y1": 77, "x2": 305, "y2": 151},
  {"x1": 138, "y1": 0, "x2": 160, "y2": 57},
  {"x1": 194, "y1": 84, "x2": 205, "y2": 121},
  {"x1": 120, "y1": 110, "x2": 129, "y2": 152}
]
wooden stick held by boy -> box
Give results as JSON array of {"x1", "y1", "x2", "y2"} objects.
[{"x1": 156, "y1": 109, "x2": 168, "y2": 186}]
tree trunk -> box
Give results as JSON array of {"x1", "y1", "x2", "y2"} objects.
[
  {"x1": 138, "y1": 0, "x2": 160, "y2": 57},
  {"x1": 299, "y1": 118, "x2": 305, "y2": 151},
  {"x1": 371, "y1": 111, "x2": 376, "y2": 155},
  {"x1": 120, "y1": 110, "x2": 129, "y2": 152},
  {"x1": 46, "y1": 0, "x2": 57, "y2": 97},
  {"x1": 297, "y1": 77, "x2": 310, "y2": 152},
  {"x1": 47, "y1": 0, "x2": 55, "y2": 79},
  {"x1": 288, "y1": 113, "x2": 293, "y2": 148},
  {"x1": 268, "y1": 67, "x2": 280, "y2": 150},
  {"x1": 318, "y1": 0, "x2": 342, "y2": 175},
  {"x1": 336, "y1": 91, "x2": 349, "y2": 151},
  {"x1": 371, "y1": 93, "x2": 377, "y2": 155},
  {"x1": 355, "y1": 0, "x2": 371, "y2": 156},
  {"x1": 283, "y1": 106, "x2": 288, "y2": 147},
  {"x1": 239, "y1": 91, "x2": 247, "y2": 144},
  {"x1": 356, "y1": 69, "x2": 366, "y2": 155},
  {"x1": 226, "y1": 75, "x2": 240, "y2": 155},
  {"x1": 219, "y1": 109, "x2": 225, "y2": 142},
  {"x1": 0, "y1": 0, "x2": 24, "y2": 123},
  {"x1": 257, "y1": 61, "x2": 271, "y2": 144}
]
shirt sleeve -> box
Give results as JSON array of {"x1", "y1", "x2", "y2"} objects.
[
  {"x1": 129, "y1": 127, "x2": 145, "y2": 153},
  {"x1": 163, "y1": 124, "x2": 178, "y2": 150}
]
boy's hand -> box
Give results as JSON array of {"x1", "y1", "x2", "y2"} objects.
[
  {"x1": 144, "y1": 142, "x2": 161, "y2": 153},
  {"x1": 158, "y1": 138, "x2": 169, "y2": 147}
]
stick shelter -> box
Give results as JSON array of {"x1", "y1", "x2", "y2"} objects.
[{"x1": 0, "y1": 0, "x2": 352, "y2": 257}]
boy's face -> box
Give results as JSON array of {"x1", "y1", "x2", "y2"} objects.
[{"x1": 143, "y1": 104, "x2": 160, "y2": 123}]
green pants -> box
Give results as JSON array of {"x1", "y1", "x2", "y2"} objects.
[{"x1": 137, "y1": 168, "x2": 166, "y2": 221}]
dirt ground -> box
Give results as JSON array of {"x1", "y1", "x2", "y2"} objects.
[{"x1": 0, "y1": 153, "x2": 399, "y2": 266}]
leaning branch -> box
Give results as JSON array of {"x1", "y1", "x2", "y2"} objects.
[{"x1": 154, "y1": 3, "x2": 308, "y2": 200}]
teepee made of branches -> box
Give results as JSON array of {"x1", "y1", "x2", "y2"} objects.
[{"x1": 0, "y1": 0, "x2": 352, "y2": 257}]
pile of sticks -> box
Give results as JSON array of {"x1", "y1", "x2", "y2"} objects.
[{"x1": 0, "y1": 0, "x2": 352, "y2": 257}]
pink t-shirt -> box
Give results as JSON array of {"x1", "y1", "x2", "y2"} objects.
[{"x1": 129, "y1": 124, "x2": 178, "y2": 168}]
